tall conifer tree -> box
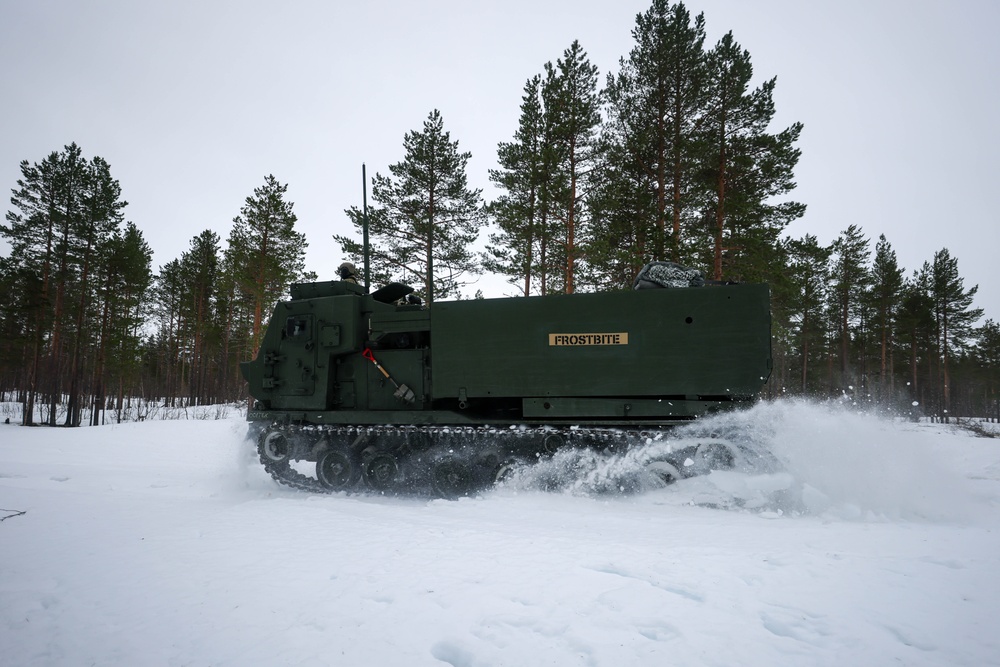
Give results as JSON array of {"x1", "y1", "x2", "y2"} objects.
[
  {"x1": 829, "y1": 225, "x2": 870, "y2": 390},
  {"x1": 225, "y1": 175, "x2": 306, "y2": 356},
  {"x1": 546, "y1": 40, "x2": 601, "y2": 293},
  {"x1": 897, "y1": 269, "x2": 936, "y2": 408},
  {"x1": 2, "y1": 144, "x2": 126, "y2": 425},
  {"x1": 975, "y1": 319, "x2": 1000, "y2": 419},
  {"x1": 930, "y1": 248, "x2": 983, "y2": 418},
  {"x1": 484, "y1": 76, "x2": 546, "y2": 296},
  {"x1": 698, "y1": 32, "x2": 804, "y2": 281},
  {"x1": 784, "y1": 235, "x2": 832, "y2": 393},
  {"x1": 602, "y1": 0, "x2": 708, "y2": 263},
  {"x1": 339, "y1": 110, "x2": 484, "y2": 305},
  {"x1": 867, "y1": 234, "x2": 904, "y2": 396},
  {"x1": 93, "y1": 221, "x2": 152, "y2": 423},
  {"x1": 180, "y1": 230, "x2": 221, "y2": 404}
]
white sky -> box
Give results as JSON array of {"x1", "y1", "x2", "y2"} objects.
[{"x1": 2, "y1": 0, "x2": 998, "y2": 320}]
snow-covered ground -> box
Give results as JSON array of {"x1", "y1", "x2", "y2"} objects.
[{"x1": 2, "y1": 401, "x2": 999, "y2": 667}]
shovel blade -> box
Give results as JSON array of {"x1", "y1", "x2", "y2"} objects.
[{"x1": 394, "y1": 384, "x2": 416, "y2": 404}]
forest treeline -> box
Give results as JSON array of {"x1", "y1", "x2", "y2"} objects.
[
  {"x1": 1, "y1": 0, "x2": 997, "y2": 425},
  {"x1": 0, "y1": 160, "x2": 308, "y2": 426}
]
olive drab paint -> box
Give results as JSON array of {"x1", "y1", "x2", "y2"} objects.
[{"x1": 240, "y1": 279, "x2": 772, "y2": 426}]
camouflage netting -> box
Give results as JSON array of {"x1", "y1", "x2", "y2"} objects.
[{"x1": 632, "y1": 262, "x2": 705, "y2": 290}]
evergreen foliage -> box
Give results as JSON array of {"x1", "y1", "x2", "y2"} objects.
[
  {"x1": 0, "y1": 144, "x2": 148, "y2": 424},
  {"x1": 975, "y1": 320, "x2": 1000, "y2": 419},
  {"x1": 781, "y1": 234, "x2": 832, "y2": 394},
  {"x1": 484, "y1": 75, "x2": 546, "y2": 296},
  {"x1": 225, "y1": 174, "x2": 307, "y2": 355},
  {"x1": 485, "y1": 41, "x2": 601, "y2": 295},
  {"x1": 602, "y1": 0, "x2": 709, "y2": 265},
  {"x1": 696, "y1": 32, "x2": 805, "y2": 282},
  {"x1": 546, "y1": 40, "x2": 602, "y2": 293},
  {"x1": 828, "y1": 225, "x2": 871, "y2": 390},
  {"x1": 338, "y1": 110, "x2": 484, "y2": 305},
  {"x1": 930, "y1": 248, "x2": 984, "y2": 417},
  {"x1": 485, "y1": 1, "x2": 804, "y2": 291},
  {"x1": 867, "y1": 234, "x2": 904, "y2": 397}
]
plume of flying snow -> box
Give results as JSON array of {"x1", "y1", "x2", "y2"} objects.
[{"x1": 499, "y1": 399, "x2": 981, "y2": 523}]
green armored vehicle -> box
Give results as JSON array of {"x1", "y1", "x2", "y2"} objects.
[{"x1": 241, "y1": 264, "x2": 772, "y2": 496}]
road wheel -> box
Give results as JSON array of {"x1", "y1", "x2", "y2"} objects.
[
  {"x1": 363, "y1": 452, "x2": 400, "y2": 492},
  {"x1": 317, "y1": 447, "x2": 360, "y2": 491},
  {"x1": 432, "y1": 459, "x2": 476, "y2": 499}
]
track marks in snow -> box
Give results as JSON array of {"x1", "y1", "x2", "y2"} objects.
[
  {"x1": 917, "y1": 556, "x2": 965, "y2": 570},
  {"x1": 883, "y1": 624, "x2": 938, "y2": 652},
  {"x1": 430, "y1": 641, "x2": 481, "y2": 667},
  {"x1": 587, "y1": 564, "x2": 704, "y2": 603},
  {"x1": 759, "y1": 606, "x2": 832, "y2": 647}
]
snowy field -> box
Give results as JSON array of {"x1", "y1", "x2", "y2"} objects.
[{"x1": 2, "y1": 401, "x2": 999, "y2": 667}]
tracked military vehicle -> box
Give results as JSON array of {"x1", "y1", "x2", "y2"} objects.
[{"x1": 241, "y1": 264, "x2": 772, "y2": 497}]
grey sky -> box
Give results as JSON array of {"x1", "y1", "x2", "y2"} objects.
[{"x1": 2, "y1": 0, "x2": 998, "y2": 320}]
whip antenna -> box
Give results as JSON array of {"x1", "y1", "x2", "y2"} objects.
[{"x1": 362, "y1": 163, "x2": 370, "y2": 293}]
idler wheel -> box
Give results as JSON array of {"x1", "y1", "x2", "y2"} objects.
[
  {"x1": 259, "y1": 430, "x2": 291, "y2": 467},
  {"x1": 432, "y1": 458, "x2": 476, "y2": 499},
  {"x1": 363, "y1": 452, "x2": 400, "y2": 492},
  {"x1": 317, "y1": 447, "x2": 361, "y2": 491}
]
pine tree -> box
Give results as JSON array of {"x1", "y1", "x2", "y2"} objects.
[
  {"x1": 930, "y1": 248, "x2": 984, "y2": 419},
  {"x1": 897, "y1": 269, "x2": 936, "y2": 411},
  {"x1": 3, "y1": 146, "x2": 83, "y2": 424},
  {"x1": 180, "y1": 230, "x2": 221, "y2": 405},
  {"x1": 581, "y1": 144, "x2": 659, "y2": 290},
  {"x1": 43, "y1": 144, "x2": 89, "y2": 425},
  {"x1": 867, "y1": 234, "x2": 904, "y2": 398},
  {"x1": 829, "y1": 225, "x2": 870, "y2": 391},
  {"x1": 225, "y1": 175, "x2": 306, "y2": 357},
  {"x1": 65, "y1": 155, "x2": 127, "y2": 426},
  {"x1": 783, "y1": 235, "x2": 832, "y2": 393},
  {"x1": 92, "y1": 222, "x2": 152, "y2": 424},
  {"x1": 3, "y1": 155, "x2": 57, "y2": 424},
  {"x1": 0, "y1": 257, "x2": 38, "y2": 400},
  {"x1": 974, "y1": 319, "x2": 1000, "y2": 420},
  {"x1": 533, "y1": 64, "x2": 570, "y2": 294},
  {"x1": 216, "y1": 251, "x2": 250, "y2": 403},
  {"x1": 545, "y1": 40, "x2": 601, "y2": 293},
  {"x1": 1, "y1": 144, "x2": 126, "y2": 425},
  {"x1": 697, "y1": 31, "x2": 804, "y2": 282},
  {"x1": 151, "y1": 259, "x2": 185, "y2": 406},
  {"x1": 484, "y1": 75, "x2": 546, "y2": 296},
  {"x1": 602, "y1": 0, "x2": 708, "y2": 263},
  {"x1": 339, "y1": 110, "x2": 484, "y2": 305}
]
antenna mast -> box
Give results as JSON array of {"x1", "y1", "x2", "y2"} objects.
[{"x1": 362, "y1": 163, "x2": 370, "y2": 293}]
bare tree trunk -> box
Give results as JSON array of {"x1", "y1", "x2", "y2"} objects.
[{"x1": 713, "y1": 114, "x2": 727, "y2": 281}]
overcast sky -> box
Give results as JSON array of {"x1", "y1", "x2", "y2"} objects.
[{"x1": 2, "y1": 0, "x2": 998, "y2": 319}]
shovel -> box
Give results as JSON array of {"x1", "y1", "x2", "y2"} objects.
[{"x1": 362, "y1": 348, "x2": 416, "y2": 403}]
